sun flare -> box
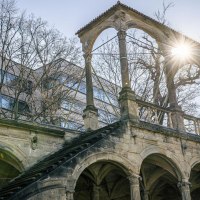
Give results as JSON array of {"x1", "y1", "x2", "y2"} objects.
[{"x1": 171, "y1": 43, "x2": 191, "y2": 60}]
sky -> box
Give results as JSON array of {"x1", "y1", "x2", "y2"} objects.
[{"x1": 16, "y1": 0, "x2": 200, "y2": 42}]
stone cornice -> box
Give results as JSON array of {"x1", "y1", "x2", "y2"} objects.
[
  {"x1": 0, "y1": 118, "x2": 67, "y2": 137},
  {"x1": 130, "y1": 120, "x2": 200, "y2": 143}
]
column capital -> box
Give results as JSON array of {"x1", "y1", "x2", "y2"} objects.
[
  {"x1": 144, "y1": 189, "x2": 150, "y2": 194},
  {"x1": 65, "y1": 188, "x2": 74, "y2": 200},
  {"x1": 177, "y1": 180, "x2": 192, "y2": 200},
  {"x1": 83, "y1": 53, "x2": 92, "y2": 62},
  {"x1": 177, "y1": 181, "x2": 192, "y2": 189},
  {"x1": 65, "y1": 185, "x2": 75, "y2": 193},
  {"x1": 128, "y1": 175, "x2": 141, "y2": 186},
  {"x1": 93, "y1": 184, "x2": 101, "y2": 192},
  {"x1": 128, "y1": 175, "x2": 141, "y2": 200},
  {"x1": 117, "y1": 30, "x2": 127, "y2": 40}
]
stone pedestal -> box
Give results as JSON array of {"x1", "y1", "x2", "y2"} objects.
[
  {"x1": 170, "y1": 104, "x2": 185, "y2": 132},
  {"x1": 119, "y1": 87, "x2": 138, "y2": 121},
  {"x1": 83, "y1": 105, "x2": 98, "y2": 131}
]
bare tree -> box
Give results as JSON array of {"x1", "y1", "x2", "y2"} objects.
[{"x1": 0, "y1": 0, "x2": 82, "y2": 124}]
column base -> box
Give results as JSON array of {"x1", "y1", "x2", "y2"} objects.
[
  {"x1": 118, "y1": 87, "x2": 138, "y2": 122},
  {"x1": 83, "y1": 105, "x2": 98, "y2": 131}
]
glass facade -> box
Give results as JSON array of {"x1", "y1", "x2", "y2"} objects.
[
  {"x1": 0, "y1": 69, "x2": 33, "y2": 94},
  {"x1": 0, "y1": 94, "x2": 30, "y2": 113}
]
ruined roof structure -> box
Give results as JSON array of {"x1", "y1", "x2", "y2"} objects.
[
  {"x1": 76, "y1": 1, "x2": 193, "y2": 40},
  {"x1": 0, "y1": 1, "x2": 200, "y2": 200}
]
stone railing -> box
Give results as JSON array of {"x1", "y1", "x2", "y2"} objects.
[
  {"x1": 184, "y1": 114, "x2": 200, "y2": 135},
  {"x1": 136, "y1": 99, "x2": 200, "y2": 135}
]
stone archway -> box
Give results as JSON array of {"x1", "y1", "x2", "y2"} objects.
[
  {"x1": 74, "y1": 161, "x2": 131, "y2": 200},
  {"x1": 190, "y1": 162, "x2": 200, "y2": 199},
  {"x1": 140, "y1": 153, "x2": 182, "y2": 200},
  {"x1": 72, "y1": 152, "x2": 141, "y2": 200},
  {"x1": 0, "y1": 149, "x2": 24, "y2": 187}
]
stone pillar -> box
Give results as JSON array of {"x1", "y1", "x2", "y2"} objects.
[
  {"x1": 82, "y1": 53, "x2": 98, "y2": 131},
  {"x1": 177, "y1": 181, "x2": 191, "y2": 200},
  {"x1": 92, "y1": 184, "x2": 100, "y2": 200},
  {"x1": 118, "y1": 30, "x2": 130, "y2": 88},
  {"x1": 129, "y1": 176, "x2": 141, "y2": 200},
  {"x1": 117, "y1": 30, "x2": 138, "y2": 121},
  {"x1": 118, "y1": 87, "x2": 138, "y2": 121},
  {"x1": 143, "y1": 190, "x2": 149, "y2": 200}
]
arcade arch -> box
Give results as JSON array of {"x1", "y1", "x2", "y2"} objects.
[
  {"x1": 190, "y1": 162, "x2": 200, "y2": 200},
  {"x1": 74, "y1": 161, "x2": 131, "y2": 200},
  {"x1": 140, "y1": 153, "x2": 182, "y2": 200},
  {"x1": 72, "y1": 152, "x2": 141, "y2": 200},
  {"x1": 0, "y1": 149, "x2": 24, "y2": 187}
]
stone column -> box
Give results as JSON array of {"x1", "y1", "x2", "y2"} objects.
[
  {"x1": 84, "y1": 53, "x2": 94, "y2": 107},
  {"x1": 118, "y1": 30, "x2": 130, "y2": 88},
  {"x1": 129, "y1": 176, "x2": 141, "y2": 200},
  {"x1": 82, "y1": 53, "x2": 98, "y2": 131},
  {"x1": 117, "y1": 30, "x2": 138, "y2": 121},
  {"x1": 92, "y1": 184, "x2": 100, "y2": 200},
  {"x1": 143, "y1": 189, "x2": 149, "y2": 200},
  {"x1": 177, "y1": 181, "x2": 191, "y2": 200}
]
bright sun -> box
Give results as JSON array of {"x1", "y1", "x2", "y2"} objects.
[{"x1": 171, "y1": 43, "x2": 191, "y2": 60}]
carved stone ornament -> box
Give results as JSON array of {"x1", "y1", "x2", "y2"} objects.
[{"x1": 114, "y1": 10, "x2": 128, "y2": 31}]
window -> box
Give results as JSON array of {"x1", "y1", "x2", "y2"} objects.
[
  {"x1": 18, "y1": 101, "x2": 30, "y2": 113},
  {"x1": 62, "y1": 101, "x2": 73, "y2": 110},
  {"x1": 0, "y1": 70, "x2": 17, "y2": 86},
  {"x1": 93, "y1": 86, "x2": 118, "y2": 106},
  {"x1": 0, "y1": 94, "x2": 30, "y2": 113},
  {"x1": 5, "y1": 73, "x2": 17, "y2": 85},
  {"x1": 1, "y1": 95, "x2": 13, "y2": 110},
  {"x1": 98, "y1": 109, "x2": 118, "y2": 123},
  {"x1": 0, "y1": 70, "x2": 32, "y2": 94},
  {"x1": 60, "y1": 119, "x2": 84, "y2": 131},
  {"x1": 78, "y1": 81, "x2": 86, "y2": 94},
  {"x1": 65, "y1": 78, "x2": 79, "y2": 89},
  {"x1": 26, "y1": 80, "x2": 33, "y2": 94},
  {"x1": 61, "y1": 100, "x2": 85, "y2": 113},
  {"x1": 43, "y1": 78, "x2": 56, "y2": 89}
]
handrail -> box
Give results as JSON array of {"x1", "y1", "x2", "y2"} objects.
[{"x1": 136, "y1": 99, "x2": 200, "y2": 135}]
